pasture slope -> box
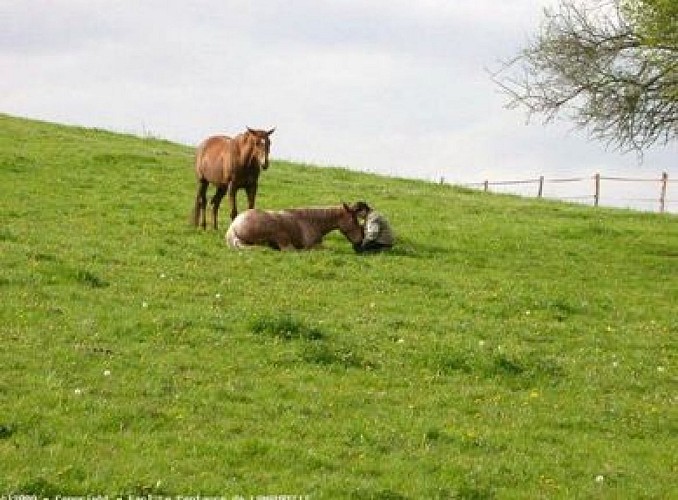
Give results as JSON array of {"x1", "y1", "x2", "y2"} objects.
[{"x1": 0, "y1": 113, "x2": 676, "y2": 499}]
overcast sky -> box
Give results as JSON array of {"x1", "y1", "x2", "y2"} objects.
[{"x1": 2, "y1": 0, "x2": 676, "y2": 211}]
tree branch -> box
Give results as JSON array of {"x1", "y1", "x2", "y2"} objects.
[{"x1": 490, "y1": 0, "x2": 678, "y2": 151}]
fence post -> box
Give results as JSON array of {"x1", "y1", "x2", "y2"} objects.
[
  {"x1": 594, "y1": 173, "x2": 600, "y2": 207},
  {"x1": 538, "y1": 176, "x2": 544, "y2": 198},
  {"x1": 659, "y1": 171, "x2": 668, "y2": 213},
  {"x1": 483, "y1": 180, "x2": 489, "y2": 192}
]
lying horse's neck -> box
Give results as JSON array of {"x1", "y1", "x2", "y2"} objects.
[{"x1": 288, "y1": 207, "x2": 345, "y2": 239}]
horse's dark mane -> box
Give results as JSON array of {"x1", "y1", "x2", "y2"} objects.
[{"x1": 283, "y1": 206, "x2": 344, "y2": 221}]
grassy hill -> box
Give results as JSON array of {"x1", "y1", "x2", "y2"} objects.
[{"x1": 0, "y1": 113, "x2": 676, "y2": 498}]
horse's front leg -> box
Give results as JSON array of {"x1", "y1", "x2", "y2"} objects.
[
  {"x1": 275, "y1": 241, "x2": 296, "y2": 251},
  {"x1": 245, "y1": 183, "x2": 258, "y2": 210},
  {"x1": 273, "y1": 233, "x2": 297, "y2": 251},
  {"x1": 227, "y1": 184, "x2": 238, "y2": 221}
]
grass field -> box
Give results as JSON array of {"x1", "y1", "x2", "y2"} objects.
[{"x1": 1, "y1": 113, "x2": 676, "y2": 498}]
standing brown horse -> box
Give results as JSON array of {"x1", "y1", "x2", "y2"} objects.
[
  {"x1": 193, "y1": 127, "x2": 275, "y2": 229},
  {"x1": 225, "y1": 203, "x2": 364, "y2": 250}
]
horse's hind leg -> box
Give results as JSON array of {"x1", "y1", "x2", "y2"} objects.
[
  {"x1": 211, "y1": 186, "x2": 227, "y2": 230},
  {"x1": 225, "y1": 222, "x2": 250, "y2": 249},
  {"x1": 195, "y1": 180, "x2": 209, "y2": 229}
]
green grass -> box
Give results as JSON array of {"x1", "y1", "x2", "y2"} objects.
[{"x1": 1, "y1": 113, "x2": 676, "y2": 498}]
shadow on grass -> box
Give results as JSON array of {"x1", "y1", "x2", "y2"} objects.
[
  {"x1": 354, "y1": 236, "x2": 449, "y2": 259},
  {"x1": 250, "y1": 313, "x2": 325, "y2": 341},
  {"x1": 427, "y1": 347, "x2": 566, "y2": 387},
  {"x1": 249, "y1": 313, "x2": 377, "y2": 370},
  {"x1": 302, "y1": 342, "x2": 376, "y2": 370}
]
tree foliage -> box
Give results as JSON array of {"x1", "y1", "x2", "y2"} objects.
[
  {"x1": 493, "y1": 0, "x2": 678, "y2": 151},
  {"x1": 624, "y1": 0, "x2": 678, "y2": 48}
]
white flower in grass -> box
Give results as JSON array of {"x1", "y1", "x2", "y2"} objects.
[
  {"x1": 595, "y1": 475, "x2": 604, "y2": 483},
  {"x1": 74, "y1": 388, "x2": 82, "y2": 395},
  {"x1": 159, "y1": 273, "x2": 166, "y2": 279},
  {"x1": 215, "y1": 293, "x2": 221, "y2": 299},
  {"x1": 142, "y1": 301, "x2": 148, "y2": 308},
  {"x1": 103, "y1": 370, "x2": 111, "y2": 377}
]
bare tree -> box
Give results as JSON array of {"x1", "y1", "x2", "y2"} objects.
[{"x1": 492, "y1": 0, "x2": 678, "y2": 151}]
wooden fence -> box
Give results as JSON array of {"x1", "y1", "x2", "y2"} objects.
[{"x1": 459, "y1": 172, "x2": 674, "y2": 213}]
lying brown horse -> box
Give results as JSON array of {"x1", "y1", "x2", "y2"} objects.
[
  {"x1": 225, "y1": 203, "x2": 364, "y2": 250},
  {"x1": 193, "y1": 127, "x2": 275, "y2": 229}
]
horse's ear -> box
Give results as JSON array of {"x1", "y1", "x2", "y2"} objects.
[
  {"x1": 267, "y1": 127, "x2": 275, "y2": 136},
  {"x1": 342, "y1": 202, "x2": 350, "y2": 212},
  {"x1": 246, "y1": 127, "x2": 254, "y2": 134}
]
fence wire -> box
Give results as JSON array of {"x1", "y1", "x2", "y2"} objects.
[{"x1": 459, "y1": 173, "x2": 674, "y2": 214}]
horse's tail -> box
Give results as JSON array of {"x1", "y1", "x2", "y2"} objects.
[{"x1": 194, "y1": 139, "x2": 205, "y2": 177}]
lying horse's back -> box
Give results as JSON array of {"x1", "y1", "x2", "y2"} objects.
[
  {"x1": 226, "y1": 204, "x2": 363, "y2": 251},
  {"x1": 226, "y1": 209, "x2": 304, "y2": 250},
  {"x1": 225, "y1": 209, "x2": 267, "y2": 248}
]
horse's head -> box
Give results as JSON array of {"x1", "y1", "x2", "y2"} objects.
[
  {"x1": 352, "y1": 201, "x2": 372, "y2": 221},
  {"x1": 245, "y1": 127, "x2": 275, "y2": 170},
  {"x1": 338, "y1": 202, "x2": 364, "y2": 245}
]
